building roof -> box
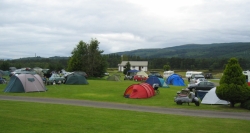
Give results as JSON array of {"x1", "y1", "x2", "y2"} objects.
[{"x1": 119, "y1": 61, "x2": 148, "y2": 66}]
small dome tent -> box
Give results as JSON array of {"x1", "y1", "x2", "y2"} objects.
[
  {"x1": 4, "y1": 74, "x2": 47, "y2": 93},
  {"x1": 201, "y1": 87, "x2": 229, "y2": 105},
  {"x1": 124, "y1": 83, "x2": 155, "y2": 99},
  {"x1": 65, "y1": 73, "x2": 88, "y2": 85},
  {"x1": 145, "y1": 76, "x2": 163, "y2": 87},
  {"x1": 166, "y1": 74, "x2": 185, "y2": 86},
  {"x1": 106, "y1": 74, "x2": 121, "y2": 81}
]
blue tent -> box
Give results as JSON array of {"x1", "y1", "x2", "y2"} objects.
[
  {"x1": 145, "y1": 76, "x2": 163, "y2": 87},
  {"x1": 127, "y1": 70, "x2": 139, "y2": 73},
  {"x1": 166, "y1": 74, "x2": 185, "y2": 86}
]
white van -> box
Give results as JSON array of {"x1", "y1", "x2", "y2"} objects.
[
  {"x1": 163, "y1": 71, "x2": 174, "y2": 78},
  {"x1": 243, "y1": 70, "x2": 250, "y2": 86},
  {"x1": 185, "y1": 71, "x2": 203, "y2": 78}
]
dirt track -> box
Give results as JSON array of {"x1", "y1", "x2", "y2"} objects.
[{"x1": 1, "y1": 95, "x2": 250, "y2": 120}]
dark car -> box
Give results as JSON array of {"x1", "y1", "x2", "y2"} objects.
[
  {"x1": 187, "y1": 81, "x2": 215, "y2": 92},
  {"x1": 148, "y1": 71, "x2": 163, "y2": 78},
  {"x1": 205, "y1": 73, "x2": 213, "y2": 79}
]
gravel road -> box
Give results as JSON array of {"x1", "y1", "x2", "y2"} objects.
[{"x1": 1, "y1": 95, "x2": 250, "y2": 120}]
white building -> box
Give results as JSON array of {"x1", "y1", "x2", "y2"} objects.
[{"x1": 118, "y1": 61, "x2": 148, "y2": 72}]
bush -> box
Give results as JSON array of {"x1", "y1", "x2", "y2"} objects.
[{"x1": 241, "y1": 99, "x2": 250, "y2": 110}]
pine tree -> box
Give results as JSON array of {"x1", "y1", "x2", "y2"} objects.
[
  {"x1": 123, "y1": 62, "x2": 131, "y2": 75},
  {"x1": 216, "y1": 58, "x2": 250, "y2": 107}
]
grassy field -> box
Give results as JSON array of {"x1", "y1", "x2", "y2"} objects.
[
  {"x1": 0, "y1": 73, "x2": 245, "y2": 112},
  {"x1": 1, "y1": 70, "x2": 249, "y2": 132},
  {"x1": 1, "y1": 100, "x2": 249, "y2": 133}
]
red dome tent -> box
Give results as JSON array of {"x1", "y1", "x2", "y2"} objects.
[{"x1": 124, "y1": 83, "x2": 155, "y2": 99}]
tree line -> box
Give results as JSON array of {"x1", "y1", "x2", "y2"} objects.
[
  {"x1": 2, "y1": 55, "x2": 250, "y2": 73},
  {"x1": 104, "y1": 55, "x2": 250, "y2": 71},
  {"x1": 1, "y1": 40, "x2": 250, "y2": 77},
  {"x1": 1, "y1": 53, "x2": 250, "y2": 75}
]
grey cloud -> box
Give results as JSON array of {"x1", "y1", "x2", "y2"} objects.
[{"x1": 1, "y1": 0, "x2": 250, "y2": 59}]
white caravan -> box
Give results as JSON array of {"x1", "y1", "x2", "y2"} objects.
[
  {"x1": 243, "y1": 70, "x2": 250, "y2": 86},
  {"x1": 163, "y1": 71, "x2": 174, "y2": 78},
  {"x1": 185, "y1": 71, "x2": 203, "y2": 78}
]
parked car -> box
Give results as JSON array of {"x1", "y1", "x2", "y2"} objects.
[
  {"x1": 190, "y1": 74, "x2": 205, "y2": 83},
  {"x1": 188, "y1": 78, "x2": 207, "y2": 87},
  {"x1": 47, "y1": 73, "x2": 65, "y2": 85},
  {"x1": 148, "y1": 71, "x2": 163, "y2": 78},
  {"x1": 133, "y1": 75, "x2": 148, "y2": 81},
  {"x1": 124, "y1": 70, "x2": 139, "y2": 80},
  {"x1": 195, "y1": 78, "x2": 207, "y2": 83},
  {"x1": 187, "y1": 81, "x2": 215, "y2": 92},
  {"x1": 104, "y1": 72, "x2": 109, "y2": 76},
  {"x1": 205, "y1": 73, "x2": 213, "y2": 79}
]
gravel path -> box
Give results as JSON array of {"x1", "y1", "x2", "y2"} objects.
[{"x1": 1, "y1": 95, "x2": 250, "y2": 120}]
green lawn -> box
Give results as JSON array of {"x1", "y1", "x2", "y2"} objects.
[
  {"x1": 0, "y1": 100, "x2": 249, "y2": 133},
  {"x1": 1, "y1": 76, "x2": 249, "y2": 133},
  {"x1": 0, "y1": 78, "x2": 247, "y2": 112}
]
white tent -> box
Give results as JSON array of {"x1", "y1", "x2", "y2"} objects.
[
  {"x1": 136, "y1": 71, "x2": 148, "y2": 78},
  {"x1": 201, "y1": 87, "x2": 229, "y2": 105}
]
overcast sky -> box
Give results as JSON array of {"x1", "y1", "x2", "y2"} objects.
[{"x1": 1, "y1": 0, "x2": 250, "y2": 59}]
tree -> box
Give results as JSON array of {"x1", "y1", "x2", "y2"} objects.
[
  {"x1": 163, "y1": 64, "x2": 171, "y2": 71},
  {"x1": 216, "y1": 58, "x2": 250, "y2": 107},
  {"x1": 67, "y1": 41, "x2": 86, "y2": 72},
  {"x1": 0, "y1": 61, "x2": 10, "y2": 71},
  {"x1": 67, "y1": 39, "x2": 108, "y2": 77},
  {"x1": 123, "y1": 61, "x2": 131, "y2": 75}
]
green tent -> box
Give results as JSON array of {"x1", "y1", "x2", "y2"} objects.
[
  {"x1": 162, "y1": 82, "x2": 170, "y2": 88},
  {"x1": 65, "y1": 73, "x2": 88, "y2": 85},
  {"x1": 107, "y1": 74, "x2": 120, "y2": 81}
]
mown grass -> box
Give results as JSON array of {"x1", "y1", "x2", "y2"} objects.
[
  {"x1": 0, "y1": 72, "x2": 249, "y2": 133},
  {"x1": 0, "y1": 78, "x2": 247, "y2": 112},
  {"x1": 0, "y1": 100, "x2": 249, "y2": 133}
]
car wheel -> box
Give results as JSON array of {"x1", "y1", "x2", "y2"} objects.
[
  {"x1": 53, "y1": 81, "x2": 56, "y2": 84},
  {"x1": 135, "y1": 79, "x2": 137, "y2": 81},
  {"x1": 176, "y1": 101, "x2": 182, "y2": 105},
  {"x1": 195, "y1": 101, "x2": 200, "y2": 106}
]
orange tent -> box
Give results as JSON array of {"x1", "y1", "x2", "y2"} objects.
[{"x1": 124, "y1": 83, "x2": 155, "y2": 99}]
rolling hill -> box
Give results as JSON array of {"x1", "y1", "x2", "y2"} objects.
[{"x1": 112, "y1": 42, "x2": 250, "y2": 59}]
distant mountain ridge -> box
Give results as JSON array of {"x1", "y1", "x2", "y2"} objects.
[{"x1": 112, "y1": 42, "x2": 250, "y2": 59}]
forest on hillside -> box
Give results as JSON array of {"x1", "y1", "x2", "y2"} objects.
[
  {"x1": 114, "y1": 43, "x2": 250, "y2": 59},
  {"x1": 1, "y1": 43, "x2": 250, "y2": 72},
  {"x1": 1, "y1": 54, "x2": 250, "y2": 72}
]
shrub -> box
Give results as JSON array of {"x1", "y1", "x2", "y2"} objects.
[{"x1": 241, "y1": 99, "x2": 250, "y2": 110}]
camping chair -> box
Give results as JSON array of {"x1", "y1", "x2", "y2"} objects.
[{"x1": 153, "y1": 83, "x2": 160, "y2": 94}]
